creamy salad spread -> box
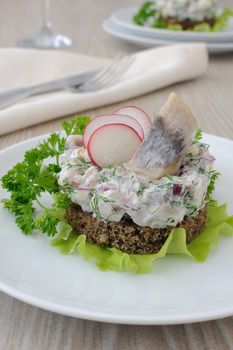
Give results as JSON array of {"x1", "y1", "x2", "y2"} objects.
[
  {"x1": 58, "y1": 139, "x2": 214, "y2": 229},
  {"x1": 155, "y1": 0, "x2": 218, "y2": 21}
]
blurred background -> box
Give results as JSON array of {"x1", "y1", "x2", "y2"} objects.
[
  {"x1": 0, "y1": 0, "x2": 232, "y2": 139},
  {"x1": 0, "y1": 0, "x2": 231, "y2": 54},
  {"x1": 0, "y1": 0, "x2": 140, "y2": 55}
]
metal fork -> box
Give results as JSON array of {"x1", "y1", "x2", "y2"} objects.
[
  {"x1": 79, "y1": 54, "x2": 135, "y2": 92},
  {"x1": 0, "y1": 54, "x2": 135, "y2": 111}
]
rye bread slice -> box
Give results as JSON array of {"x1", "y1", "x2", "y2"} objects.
[
  {"x1": 163, "y1": 17, "x2": 216, "y2": 30},
  {"x1": 65, "y1": 204, "x2": 208, "y2": 254}
]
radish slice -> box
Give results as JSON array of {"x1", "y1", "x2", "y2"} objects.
[
  {"x1": 114, "y1": 106, "x2": 152, "y2": 136},
  {"x1": 83, "y1": 114, "x2": 144, "y2": 148},
  {"x1": 87, "y1": 124, "x2": 142, "y2": 168}
]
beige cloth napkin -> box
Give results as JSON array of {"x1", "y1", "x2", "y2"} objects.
[{"x1": 0, "y1": 44, "x2": 208, "y2": 135}]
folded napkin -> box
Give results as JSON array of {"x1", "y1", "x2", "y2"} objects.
[{"x1": 0, "y1": 44, "x2": 208, "y2": 135}]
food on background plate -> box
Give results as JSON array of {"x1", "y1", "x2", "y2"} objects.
[
  {"x1": 1, "y1": 93, "x2": 233, "y2": 274},
  {"x1": 134, "y1": 1, "x2": 233, "y2": 32}
]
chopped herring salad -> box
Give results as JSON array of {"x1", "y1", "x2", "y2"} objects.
[
  {"x1": 154, "y1": 0, "x2": 218, "y2": 21},
  {"x1": 59, "y1": 135, "x2": 215, "y2": 228}
]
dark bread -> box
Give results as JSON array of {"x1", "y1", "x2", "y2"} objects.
[
  {"x1": 163, "y1": 17, "x2": 216, "y2": 30},
  {"x1": 65, "y1": 204, "x2": 208, "y2": 254}
]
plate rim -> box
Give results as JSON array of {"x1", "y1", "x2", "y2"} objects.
[
  {"x1": 1, "y1": 279, "x2": 233, "y2": 325},
  {"x1": 1, "y1": 131, "x2": 233, "y2": 325}
]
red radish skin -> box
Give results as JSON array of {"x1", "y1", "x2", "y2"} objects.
[
  {"x1": 87, "y1": 123, "x2": 142, "y2": 168},
  {"x1": 114, "y1": 106, "x2": 152, "y2": 136},
  {"x1": 83, "y1": 114, "x2": 144, "y2": 148}
]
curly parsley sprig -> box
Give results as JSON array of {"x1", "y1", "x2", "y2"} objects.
[
  {"x1": 133, "y1": 1, "x2": 156, "y2": 26},
  {"x1": 1, "y1": 115, "x2": 90, "y2": 236}
]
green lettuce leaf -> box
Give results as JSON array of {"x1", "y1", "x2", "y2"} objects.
[
  {"x1": 212, "y1": 7, "x2": 233, "y2": 32},
  {"x1": 167, "y1": 24, "x2": 183, "y2": 31},
  {"x1": 193, "y1": 23, "x2": 212, "y2": 32},
  {"x1": 51, "y1": 202, "x2": 233, "y2": 274}
]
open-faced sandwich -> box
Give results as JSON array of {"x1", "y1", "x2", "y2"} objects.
[
  {"x1": 60, "y1": 93, "x2": 211, "y2": 254},
  {"x1": 134, "y1": 1, "x2": 233, "y2": 32},
  {"x1": 2, "y1": 93, "x2": 233, "y2": 274}
]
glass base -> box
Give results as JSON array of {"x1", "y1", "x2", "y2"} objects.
[{"x1": 16, "y1": 24, "x2": 73, "y2": 49}]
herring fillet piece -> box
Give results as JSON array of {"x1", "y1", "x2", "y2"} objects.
[{"x1": 124, "y1": 92, "x2": 198, "y2": 179}]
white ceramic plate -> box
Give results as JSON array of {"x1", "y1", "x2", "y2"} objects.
[
  {"x1": 0, "y1": 133, "x2": 233, "y2": 325},
  {"x1": 103, "y1": 18, "x2": 233, "y2": 53},
  {"x1": 111, "y1": 6, "x2": 233, "y2": 42}
]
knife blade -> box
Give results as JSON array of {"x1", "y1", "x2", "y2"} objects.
[{"x1": 0, "y1": 68, "x2": 101, "y2": 111}]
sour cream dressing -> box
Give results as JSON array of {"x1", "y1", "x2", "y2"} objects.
[{"x1": 155, "y1": 0, "x2": 218, "y2": 21}]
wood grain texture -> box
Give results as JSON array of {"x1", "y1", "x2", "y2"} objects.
[{"x1": 0, "y1": 1, "x2": 233, "y2": 349}]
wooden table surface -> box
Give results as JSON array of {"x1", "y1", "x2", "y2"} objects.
[{"x1": 0, "y1": 1, "x2": 233, "y2": 349}]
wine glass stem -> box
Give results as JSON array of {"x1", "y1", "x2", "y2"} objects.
[
  {"x1": 16, "y1": 0, "x2": 72, "y2": 48},
  {"x1": 41, "y1": 0, "x2": 51, "y2": 28}
]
